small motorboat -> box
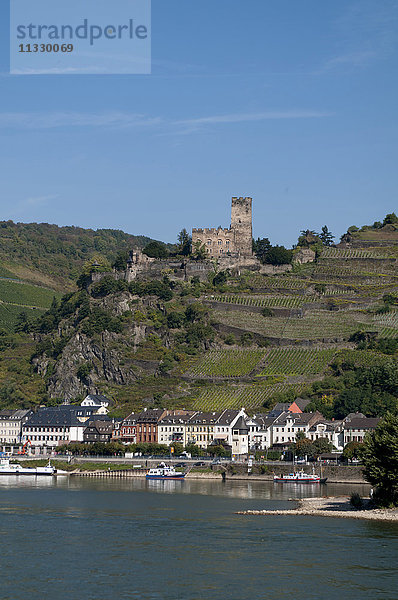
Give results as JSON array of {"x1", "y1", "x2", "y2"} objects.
[
  {"x1": 273, "y1": 470, "x2": 327, "y2": 484},
  {"x1": 146, "y1": 462, "x2": 186, "y2": 480},
  {"x1": 0, "y1": 457, "x2": 68, "y2": 476}
]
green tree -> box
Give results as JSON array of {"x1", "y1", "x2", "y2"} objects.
[
  {"x1": 361, "y1": 413, "x2": 398, "y2": 506},
  {"x1": 253, "y1": 237, "x2": 271, "y2": 263},
  {"x1": 177, "y1": 228, "x2": 192, "y2": 256},
  {"x1": 383, "y1": 213, "x2": 398, "y2": 226},
  {"x1": 294, "y1": 437, "x2": 314, "y2": 458},
  {"x1": 185, "y1": 443, "x2": 201, "y2": 457},
  {"x1": 264, "y1": 246, "x2": 293, "y2": 265},
  {"x1": 170, "y1": 442, "x2": 184, "y2": 455},
  {"x1": 342, "y1": 441, "x2": 363, "y2": 462},
  {"x1": 142, "y1": 241, "x2": 169, "y2": 259},
  {"x1": 192, "y1": 240, "x2": 206, "y2": 260},
  {"x1": 312, "y1": 437, "x2": 333, "y2": 456},
  {"x1": 76, "y1": 362, "x2": 92, "y2": 381},
  {"x1": 319, "y1": 225, "x2": 334, "y2": 246},
  {"x1": 112, "y1": 251, "x2": 128, "y2": 271},
  {"x1": 14, "y1": 311, "x2": 30, "y2": 333}
]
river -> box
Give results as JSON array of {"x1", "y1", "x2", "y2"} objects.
[{"x1": 0, "y1": 477, "x2": 397, "y2": 600}]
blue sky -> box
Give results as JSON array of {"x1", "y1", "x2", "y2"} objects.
[{"x1": 0, "y1": 0, "x2": 397, "y2": 246}]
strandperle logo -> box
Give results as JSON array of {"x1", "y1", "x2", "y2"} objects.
[{"x1": 16, "y1": 18, "x2": 148, "y2": 46}]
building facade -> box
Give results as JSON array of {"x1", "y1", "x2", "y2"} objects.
[
  {"x1": 22, "y1": 406, "x2": 89, "y2": 455},
  {"x1": 0, "y1": 409, "x2": 31, "y2": 451}
]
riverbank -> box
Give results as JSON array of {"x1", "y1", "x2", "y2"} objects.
[
  {"x1": 13, "y1": 459, "x2": 367, "y2": 483},
  {"x1": 237, "y1": 496, "x2": 398, "y2": 521}
]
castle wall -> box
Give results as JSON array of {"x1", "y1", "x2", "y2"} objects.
[
  {"x1": 192, "y1": 227, "x2": 235, "y2": 257},
  {"x1": 192, "y1": 196, "x2": 253, "y2": 257}
]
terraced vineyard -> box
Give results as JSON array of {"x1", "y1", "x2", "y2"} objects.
[
  {"x1": 212, "y1": 294, "x2": 307, "y2": 308},
  {"x1": 187, "y1": 348, "x2": 266, "y2": 378},
  {"x1": 0, "y1": 280, "x2": 59, "y2": 308},
  {"x1": 245, "y1": 274, "x2": 307, "y2": 290},
  {"x1": 378, "y1": 327, "x2": 398, "y2": 338},
  {"x1": 320, "y1": 248, "x2": 391, "y2": 259},
  {"x1": 0, "y1": 304, "x2": 46, "y2": 332},
  {"x1": 257, "y1": 348, "x2": 336, "y2": 376},
  {"x1": 213, "y1": 308, "x2": 373, "y2": 340},
  {"x1": 334, "y1": 349, "x2": 396, "y2": 368},
  {"x1": 373, "y1": 310, "x2": 398, "y2": 329},
  {"x1": 191, "y1": 382, "x2": 308, "y2": 411}
]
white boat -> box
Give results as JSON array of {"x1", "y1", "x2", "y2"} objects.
[
  {"x1": 0, "y1": 457, "x2": 68, "y2": 476},
  {"x1": 273, "y1": 470, "x2": 327, "y2": 484},
  {"x1": 146, "y1": 462, "x2": 186, "y2": 480}
]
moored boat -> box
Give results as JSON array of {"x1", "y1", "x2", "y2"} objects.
[
  {"x1": 274, "y1": 470, "x2": 327, "y2": 484},
  {"x1": 0, "y1": 457, "x2": 68, "y2": 476},
  {"x1": 146, "y1": 462, "x2": 186, "y2": 480}
]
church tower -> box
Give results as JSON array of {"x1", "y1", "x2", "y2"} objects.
[{"x1": 231, "y1": 197, "x2": 252, "y2": 256}]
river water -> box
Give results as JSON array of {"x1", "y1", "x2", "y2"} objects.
[{"x1": 0, "y1": 477, "x2": 397, "y2": 600}]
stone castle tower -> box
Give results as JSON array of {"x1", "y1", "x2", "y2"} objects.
[
  {"x1": 231, "y1": 196, "x2": 252, "y2": 256},
  {"x1": 192, "y1": 197, "x2": 253, "y2": 257}
]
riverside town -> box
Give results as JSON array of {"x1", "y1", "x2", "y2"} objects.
[{"x1": 0, "y1": 197, "x2": 397, "y2": 500}]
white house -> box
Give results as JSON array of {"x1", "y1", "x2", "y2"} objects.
[
  {"x1": 231, "y1": 416, "x2": 249, "y2": 457},
  {"x1": 81, "y1": 394, "x2": 112, "y2": 413},
  {"x1": 22, "y1": 406, "x2": 88, "y2": 455},
  {"x1": 157, "y1": 412, "x2": 196, "y2": 446},
  {"x1": 308, "y1": 420, "x2": 344, "y2": 451},
  {"x1": 342, "y1": 414, "x2": 380, "y2": 445},
  {"x1": 0, "y1": 409, "x2": 31, "y2": 452},
  {"x1": 246, "y1": 414, "x2": 275, "y2": 451}
]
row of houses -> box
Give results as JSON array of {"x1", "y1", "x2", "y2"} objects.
[{"x1": 0, "y1": 395, "x2": 381, "y2": 456}]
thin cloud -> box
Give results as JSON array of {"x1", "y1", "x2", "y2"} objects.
[
  {"x1": 0, "y1": 109, "x2": 333, "y2": 135},
  {"x1": 323, "y1": 51, "x2": 377, "y2": 70},
  {"x1": 25, "y1": 194, "x2": 58, "y2": 206},
  {"x1": 0, "y1": 111, "x2": 163, "y2": 129},
  {"x1": 176, "y1": 110, "x2": 333, "y2": 126}
]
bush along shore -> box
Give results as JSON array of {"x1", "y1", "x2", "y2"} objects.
[{"x1": 237, "y1": 496, "x2": 398, "y2": 521}]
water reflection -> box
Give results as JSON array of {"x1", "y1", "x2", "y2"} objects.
[{"x1": 0, "y1": 474, "x2": 372, "y2": 501}]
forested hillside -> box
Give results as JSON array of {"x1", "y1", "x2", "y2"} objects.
[
  {"x1": 0, "y1": 220, "x2": 155, "y2": 289},
  {"x1": 0, "y1": 216, "x2": 397, "y2": 420}
]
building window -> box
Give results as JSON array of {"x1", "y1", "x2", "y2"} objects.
[
  {"x1": 207, "y1": 239, "x2": 212, "y2": 245},
  {"x1": 218, "y1": 240, "x2": 222, "y2": 245}
]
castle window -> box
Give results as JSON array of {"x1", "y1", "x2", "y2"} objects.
[
  {"x1": 226, "y1": 240, "x2": 230, "y2": 245},
  {"x1": 218, "y1": 240, "x2": 222, "y2": 245},
  {"x1": 207, "y1": 239, "x2": 212, "y2": 245}
]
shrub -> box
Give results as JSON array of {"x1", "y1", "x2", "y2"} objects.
[{"x1": 349, "y1": 492, "x2": 364, "y2": 510}]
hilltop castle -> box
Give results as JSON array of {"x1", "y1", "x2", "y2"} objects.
[{"x1": 192, "y1": 197, "x2": 253, "y2": 257}]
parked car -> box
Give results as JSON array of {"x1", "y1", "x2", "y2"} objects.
[
  {"x1": 194, "y1": 461, "x2": 206, "y2": 467},
  {"x1": 175, "y1": 462, "x2": 186, "y2": 468}
]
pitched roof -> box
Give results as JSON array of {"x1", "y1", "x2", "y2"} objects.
[
  {"x1": 293, "y1": 398, "x2": 311, "y2": 411},
  {"x1": 344, "y1": 417, "x2": 380, "y2": 430},
  {"x1": 136, "y1": 408, "x2": 167, "y2": 423},
  {"x1": 232, "y1": 416, "x2": 249, "y2": 432},
  {"x1": 0, "y1": 409, "x2": 30, "y2": 420},
  {"x1": 25, "y1": 406, "x2": 84, "y2": 427},
  {"x1": 84, "y1": 420, "x2": 114, "y2": 434},
  {"x1": 187, "y1": 411, "x2": 222, "y2": 425},
  {"x1": 216, "y1": 409, "x2": 242, "y2": 426},
  {"x1": 83, "y1": 394, "x2": 113, "y2": 405}
]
